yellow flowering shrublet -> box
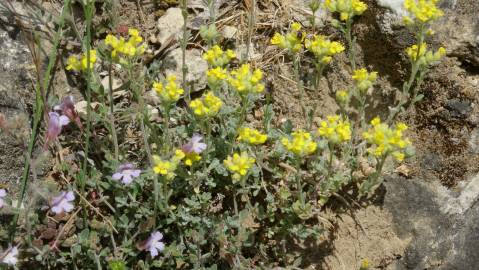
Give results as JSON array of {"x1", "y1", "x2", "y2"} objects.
[
  {"x1": 189, "y1": 91, "x2": 223, "y2": 117},
  {"x1": 318, "y1": 115, "x2": 351, "y2": 144},
  {"x1": 406, "y1": 43, "x2": 446, "y2": 66},
  {"x1": 352, "y1": 68, "x2": 377, "y2": 92},
  {"x1": 223, "y1": 152, "x2": 256, "y2": 182},
  {"x1": 152, "y1": 150, "x2": 185, "y2": 179},
  {"x1": 324, "y1": 0, "x2": 368, "y2": 21},
  {"x1": 281, "y1": 130, "x2": 317, "y2": 157},
  {"x1": 362, "y1": 117, "x2": 411, "y2": 161},
  {"x1": 270, "y1": 22, "x2": 305, "y2": 54},
  {"x1": 202, "y1": 45, "x2": 236, "y2": 67},
  {"x1": 403, "y1": 0, "x2": 443, "y2": 25},
  {"x1": 228, "y1": 64, "x2": 265, "y2": 95},
  {"x1": 153, "y1": 75, "x2": 184, "y2": 104},
  {"x1": 207, "y1": 67, "x2": 228, "y2": 88},
  {"x1": 104, "y1": 28, "x2": 146, "y2": 62},
  {"x1": 305, "y1": 35, "x2": 345, "y2": 65},
  {"x1": 66, "y1": 50, "x2": 97, "y2": 72},
  {"x1": 237, "y1": 127, "x2": 268, "y2": 145}
]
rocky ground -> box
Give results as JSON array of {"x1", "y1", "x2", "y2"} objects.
[{"x1": 1, "y1": 0, "x2": 478, "y2": 269}]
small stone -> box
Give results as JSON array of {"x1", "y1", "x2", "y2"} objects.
[
  {"x1": 222, "y1": 26, "x2": 237, "y2": 39},
  {"x1": 162, "y1": 48, "x2": 208, "y2": 91},
  {"x1": 445, "y1": 99, "x2": 472, "y2": 118},
  {"x1": 156, "y1": 8, "x2": 184, "y2": 45},
  {"x1": 149, "y1": 35, "x2": 158, "y2": 44}
]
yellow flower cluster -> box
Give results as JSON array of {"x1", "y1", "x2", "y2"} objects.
[
  {"x1": 237, "y1": 127, "x2": 268, "y2": 145},
  {"x1": 153, "y1": 75, "x2": 184, "y2": 104},
  {"x1": 104, "y1": 28, "x2": 146, "y2": 62},
  {"x1": 223, "y1": 152, "x2": 256, "y2": 182},
  {"x1": 189, "y1": 91, "x2": 223, "y2": 117},
  {"x1": 228, "y1": 64, "x2": 265, "y2": 95},
  {"x1": 207, "y1": 67, "x2": 228, "y2": 89},
  {"x1": 281, "y1": 130, "x2": 317, "y2": 157},
  {"x1": 305, "y1": 35, "x2": 345, "y2": 64},
  {"x1": 66, "y1": 50, "x2": 97, "y2": 72},
  {"x1": 352, "y1": 68, "x2": 377, "y2": 92},
  {"x1": 202, "y1": 45, "x2": 236, "y2": 67},
  {"x1": 406, "y1": 43, "x2": 446, "y2": 66},
  {"x1": 324, "y1": 0, "x2": 368, "y2": 21},
  {"x1": 403, "y1": 0, "x2": 443, "y2": 25},
  {"x1": 270, "y1": 22, "x2": 305, "y2": 54},
  {"x1": 153, "y1": 149, "x2": 185, "y2": 179},
  {"x1": 318, "y1": 115, "x2": 351, "y2": 144},
  {"x1": 362, "y1": 117, "x2": 411, "y2": 161},
  {"x1": 336, "y1": 90, "x2": 350, "y2": 105},
  {"x1": 184, "y1": 152, "x2": 201, "y2": 167}
]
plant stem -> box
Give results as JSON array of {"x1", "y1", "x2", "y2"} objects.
[
  {"x1": 108, "y1": 61, "x2": 119, "y2": 160},
  {"x1": 180, "y1": 0, "x2": 189, "y2": 100},
  {"x1": 292, "y1": 55, "x2": 307, "y2": 121},
  {"x1": 163, "y1": 106, "x2": 171, "y2": 153},
  {"x1": 345, "y1": 19, "x2": 356, "y2": 70},
  {"x1": 294, "y1": 159, "x2": 305, "y2": 206},
  {"x1": 246, "y1": 0, "x2": 256, "y2": 61}
]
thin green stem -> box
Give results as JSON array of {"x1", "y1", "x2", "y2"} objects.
[
  {"x1": 345, "y1": 19, "x2": 356, "y2": 70},
  {"x1": 294, "y1": 159, "x2": 305, "y2": 206},
  {"x1": 293, "y1": 55, "x2": 307, "y2": 121},
  {"x1": 108, "y1": 61, "x2": 119, "y2": 160}
]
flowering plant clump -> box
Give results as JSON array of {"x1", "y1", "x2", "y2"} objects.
[
  {"x1": 324, "y1": 0, "x2": 367, "y2": 21},
  {"x1": 237, "y1": 127, "x2": 267, "y2": 145},
  {"x1": 181, "y1": 134, "x2": 207, "y2": 166},
  {"x1": 281, "y1": 130, "x2": 317, "y2": 157},
  {"x1": 318, "y1": 115, "x2": 351, "y2": 144},
  {"x1": 50, "y1": 191, "x2": 75, "y2": 215},
  {"x1": 152, "y1": 149, "x2": 185, "y2": 180},
  {"x1": 112, "y1": 163, "x2": 141, "y2": 185},
  {"x1": 362, "y1": 117, "x2": 411, "y2": 162},
  {"x1": 202, "y1": 45, "x2": 236, "y2": 67},
  {"x1": 189, "y1": 91, "x2": 223, "y2": 117},
  {"x1": 207, "y1": 67, "x2": 228, "y2": 91},
  {"x1": 403, "y1": 0, "x2": 444, "y2": 26},
  {"x1": 305, "y1": 35, "x2": 345, "y2": 66},
  {"x1": 65, "y1": 49, "x2": 97, "y2": 72},
  {"x1": 223, "y1": 152, "x2": 256, "y2": 182},
  {"x1": 104, "y1": 28, "x2": 146, "y2": 63},
  {"x1": 270, "y1": 22, "x2": 305, "y2": 54},
  {"x1": 406, "y1": 43, "x2": 446, "y2": 68},
  {"x1": 228, "y1": 64, "x2": 265, "y2": 95},
  {"x1": 153, "y1": 75, "x2": 184, "y2": 104}
]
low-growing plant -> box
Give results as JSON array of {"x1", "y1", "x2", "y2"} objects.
[{"x1": 0, "y1": 0, "x2": 446, "y2": 268}]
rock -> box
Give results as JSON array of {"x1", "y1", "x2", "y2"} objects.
[
  {"x1": 445, "y1": 99, "x2": 472, "y2": 118},
  {"x1": 222, "y1": 26, "x2": 237, "y2": 39},
  {"x1": 0, "y1": 29, "x2": 32, "y2": 189},
  {"x1": 162, "y1": 48, "x2": 208, "y2": 91},
  {"x1": 377, "y1": 0, "x2": 407, "y2": 16},
  {"x1": 288, "y1": 0, "x2": 328, "y2": 28},
  {"x1": 156, "y1": 8, "x2": 184, "y2": 45}
]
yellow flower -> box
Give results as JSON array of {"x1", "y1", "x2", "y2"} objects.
[
  {"x1": 403, "y1": 0, "x2": 443, "y2": 25},
  {"x1": 153, "y1": 75, "x2": 184, "y2": 103},
  {"x1": 270, "y1": 22, "x2": 304, "y2": 54},
  {"x1": 228, "y1": 64, "x2": 265, "y2": 95},
  {"x1": 223, "y1": 152, "x2": 256, "y2": 182},
  {"x1": 406, "y1": 42, "x2": 445, "y2": 66},
  {"x1": 202, "y1": 45, "x2": 236, "y2": 67},
  {"x1": 281, "y1": 130, "x2": 317, "y2": 157},
  {"x1": 207, "y1": 67, "x2": 228, "y2": 89},
  {"x1": 66, "y1": 50, "x2": 97, "y2": 72},
  {"x1": 352, "y1": 68, "x2": 377, "y2": 92},
  {"x1": 104, "y1": 28, "x2": 146, "y2": 62},
  {"x1": 238, "y1": 127, "x2": 268, "y2": 145},
  {"x1": 184, "y1": 152, "x2": 201, "y2": 166},
  {"x1": 362, "y1": 117, "x2": 411, "y2": 161},
  {"x1": 335, "y1": 90, "x2": 349, "y2": 105},
  {"x1": 189, "y1": 91, "x2": 223, "y2": 117},
  {"x1": 152, "y1": 149, "x2": 185, "y2": 179},
  {"x1": 305, "y1": 35, "x2": 345, "y2": 65},
  {"x1": 324, "y1": 0, "x2": 368, "y2": 21},
  {"x1": 318, "y1": 115, "x2": 351, "y2": 144}
]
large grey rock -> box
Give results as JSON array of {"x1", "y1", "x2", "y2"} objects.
[
  {"x1": 162, "y1": 48, "x2": 208, "y2": 92},
  {"x1": 156, "y1": 8, "x2": 184, "y2": 45},
  {"x1": 0, "y1": 29, "x2": 32, "y2": 188}
]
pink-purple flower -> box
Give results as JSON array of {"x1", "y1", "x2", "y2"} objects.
[
  {"x1": 50, "y1": 191, "x2": 75, "y2": 214},
  {"x1": 1, "y1": 246, "x2": 18, "y2": 266},
  {"x1": 112, "y1": 163, "x2": 141, "y2": 185},
  {"x1": 0, "y1": 189, "x2": 6, "y2": 208},
  {"x1": 181, "y1": 134, "x2": 207, "y2": 154},
  {"x1": 54, "y1": 95, "x2": 83, "y2": 129},
  {"x1": 145, "y1": 231, "x2": 165, "y2": 258},
  {"x1": 44, "y1": 112, "x2": 70, "y2": 149}
]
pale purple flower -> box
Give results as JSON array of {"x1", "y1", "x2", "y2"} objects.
[
  {"x1": 44, "y1": 112, "x2": 70, "y2": 149},
  {"x1": 145, "y1": 231, "x2": 165, "y2": 258},
  {"x1": 112, "y1": 163, "x2": 141, "y2": 185},
  {"x1": 182, "y1": 134, "x2": 207, "y2": 154},
  {"x1": 1, "y1": 246, "x2": 18, "y2": 266},
  {"x1": 0, "y1": 189, "x2": 6, "y2": 208},
  {"x1": 50, "y1": 191, "x2": 75, "y2": 214},
  {"x1": 54, "y1": 95, "x2": 83, "y2": 129}
]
